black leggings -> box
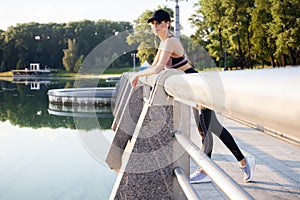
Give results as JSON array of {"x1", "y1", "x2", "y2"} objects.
[{"x1": 186, "y1": 67, "x2": 245, "y2": 162}]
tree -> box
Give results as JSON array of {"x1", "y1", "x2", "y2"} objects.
[
  {"x1": 0, "y1": 60, "x2": 7, "y2": 72},
  {"x1": 0, "y1": 20, "x2": 133, "y2": 72},
  {"x1": 250, "y1": 0, "x2": 276, "y2": 67},
  {"x1": 0, "y1": 31, "x2": 5, "y2": 72},
  {"x1": 2, "y1": 26, "x2": 19, "y2": 69},
  {"x1": 190, "y1": 0, "x2": 255, "y2": 69},
  {"x1": 74, "y1": 55, "x2": 84, "y2": 72},
  {"x1": 36, "y1": 23, "x2": 66, "y2": 69},
  {"x1": 269, "y1": 0, "x2": 300, "y2": 66},
  {"x1": 190, "y1": 0, "x2": 227, "y2": 68},
  {"x1": 0, "y1": 30, "x2": 4, "y2": 61},
  {"x1": 222, "y1": 0, "x2": 255, "y2": 69},
  {"x1": 190, "y1": 0, "x2": 300, "y2": 68},
  {"x1": 62, "y1": 39, "x2": 78, "y2": 72},
  {"x1": 181, "y1": 35, "x2": 216, "y2": 70}
]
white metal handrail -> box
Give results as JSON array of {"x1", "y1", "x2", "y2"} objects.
[
  {"x1": 173, "y1": 167, "x2": 201, "y2": 200},
  {"x1": 163, "y1": 67, "x2": 300, "y2": 143},
  {"x1": 112, "y1": 68, "x2": 300, "y2": 199},
  {"x1": 138, "y1": 70, "x2": 254, "y2": 199},
  {"x1": 175, "y1": 131, "x2": 253, "y2": 200}
]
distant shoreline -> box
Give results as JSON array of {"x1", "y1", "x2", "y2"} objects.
[
  {"x1": 0, "y1": 71, "x2": 122, "y2": 82},
  {"x1": 0, "y1": 68, "x2": 131, "y2": 78}
]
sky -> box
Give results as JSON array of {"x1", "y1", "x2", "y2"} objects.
[{"x1": 0, "y1": 0, "x2": 199, "y2": 36}]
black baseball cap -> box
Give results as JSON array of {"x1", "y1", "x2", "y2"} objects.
[{"x1": 147, "y1": 9, "x2": 171, "y2": 23}]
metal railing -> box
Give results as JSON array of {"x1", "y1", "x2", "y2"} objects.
[
  {"x1": 175, "y1": 131, "x2": 252, "y2": 200},
  {"x1": 173, "y1": 167, "x2": 201, "y2": 200},
  {"x1": 108, "y1": 67, "x2": 300, "y2": 199},
  {"x1": 162, "y1": 67, "x2": 300, "y2": 144},
  {"x1": 138, "y1": 70, "x2": 253, "y2": 199}
]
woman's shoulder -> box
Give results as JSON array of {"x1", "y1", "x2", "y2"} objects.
[
  {"x1": 159, "y1": 36, "x2": 181, "y2": 51},
  {"x1": 161, "y1": 36, "x2": 180, "y2": 47},
  {"x1": 166, "y1": 36, "x2": 179, "y2": 42}
]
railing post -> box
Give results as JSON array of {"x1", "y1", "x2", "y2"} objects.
[
  {"x1": 172, "y1": 100, "x2": 191, "y2": 199},
  {"x1": 111, "y1": 74, "x2": 126, "y2": 116},
  {"x1": 108, "y1": 69, "x2": 190, "y2": 199},
  {"x1": 111, "y1": 73, "x2": 132, "y2": 131},
  {"x1": 106, "y1": 76, "x2": 145, "y2": 170}
]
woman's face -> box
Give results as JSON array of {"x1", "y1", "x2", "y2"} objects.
[{"x1": 149, "y1": 20, "x2": 169, "y2": 36}]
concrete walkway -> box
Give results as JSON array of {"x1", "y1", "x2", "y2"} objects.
[{"x1": 190, "y1": 113, "x2": 300, "y2": 200}]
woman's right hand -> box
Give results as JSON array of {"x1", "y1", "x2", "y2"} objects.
[
  {"x1": 129, "y1": 72, "x2": 139, "y2": 88},
  {"x1": 131, "y1": 76, "x2": 139, "y2": 88}
]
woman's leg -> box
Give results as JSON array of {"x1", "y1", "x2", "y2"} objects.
[
  {"x1": 202, "y1": 109, "x2": 245, "y2": 162},
  {"x1": 190, "y1": 108, "x2": 213, "y2": 183},
  {"x1": 192, "y1": 109, "x2": 255, "y2": 183},
  {"x1": 193, "y1": 108, "x2": 213, "y2": 158}
]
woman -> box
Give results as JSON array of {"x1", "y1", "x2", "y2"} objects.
[{"x1": 130, "y1": 9, "x2": 255, "y2": 183}]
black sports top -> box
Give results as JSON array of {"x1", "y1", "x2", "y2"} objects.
[
  {"x1": 160, "y1": 36, "x2": 189, "y2": 69},
  {"x1": 166, "y1": 52, "x2": 189, "y2": 69}
]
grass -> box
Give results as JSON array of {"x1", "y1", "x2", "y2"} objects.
[
  {"x1": 53, "y1": 67, "x2": 134, "y2": 77},
  {"x1": 0, "y1": 67, "x2": 134, "y2": 77},
  {"x1": 0, "y1": 71, "x2": 13, "y2": 77},
  {"x1": 0, "y1": 65, "x2": 280, "y2": 77},
  {"x1": 103, "y1": 67, "x2": 133, "y2": 74}
]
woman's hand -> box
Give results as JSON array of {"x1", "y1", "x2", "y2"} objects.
[
  {"x1": 129, "y1": 72, "x2": 139, "y2": 88},
  {"x1": 131, "y1": 76, "x2": 139, "y2": 88}
]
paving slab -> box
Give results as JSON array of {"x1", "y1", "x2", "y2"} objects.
[{"x1": 190, "y1": 113, "x2": 300, "y2": 200}]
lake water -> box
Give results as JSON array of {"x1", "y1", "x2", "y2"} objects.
[{"x1": 0, "y1": 79, "x2": 117, "y2": 200}]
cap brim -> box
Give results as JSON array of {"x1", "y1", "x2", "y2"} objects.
[{"x1": 147, "y1": 17, "x2": 160, "y2": 23}]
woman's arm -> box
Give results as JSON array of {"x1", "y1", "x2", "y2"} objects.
[
  {"x1": 130, "y1": 49, "x2": 172, "y2": 87},
  {"x1": 136, "y1": 49, "x2": 171, "y2": 76},
  {"x1": 130, "y1": 38, "x2": 175, "y2": 87},
  {"x1": 151, "y1": 51, "x2": 160, "y2": 67}
]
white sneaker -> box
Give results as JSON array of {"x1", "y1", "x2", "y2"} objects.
[
  {"x1": 241, "y1": 157, "x2": 255, "y2": 182},
  {"x1": 190, "y1": 169, "x2": 211, "y2": 184}
]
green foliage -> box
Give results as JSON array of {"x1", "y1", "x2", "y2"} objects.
[
  {"x1": 181, "y1": 35, "x2": 216, "y2": 70},
  {"x1": 269, "y1": 0, "x2": 300, "y2": 65},
  {"x1": 62, "y1": 39, "x2": 78, "y2": 71},
  {"x1": 0, "y1": 60, "x2": 7, "y2": 72},
  {"x1": 74, "y1": 55, "x2": 84, "y2": 72},
  {"x1": 0, "y1": 20, "x2": 133, "y2": 72},
  {"x1": 103, "y1": 67, "x2": 133, "y2": 74},
  {"x1": 250, "y1": 0, "x2": 276, "y2": 67},
  {"x1": 190, "y1": 0, "x2": 300, "y2": 68},
  {"x1": 190, "y1": 0, "x2": 227, "y2": 67}
]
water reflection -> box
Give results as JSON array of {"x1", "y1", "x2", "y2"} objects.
[
  {"x1": 12, "y1": 80, "x2": 51, "y2": 90},
  {"x1": 48, "y1": 104, "x2": 113, "y2": 118},
  {"x1": 0, "y1": 79, "x2": 117, "y2": 199},
  {"x1": 0, "y1": 79, "x2": 115, "y2": 129}
]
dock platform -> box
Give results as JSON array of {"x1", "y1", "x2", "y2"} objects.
[
  {"x1": 12, "y1": 63, "x2": 51, "y2": 77},
  {"x1": 47, "y1": 87, "x2": 115, "y2": 106}
]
